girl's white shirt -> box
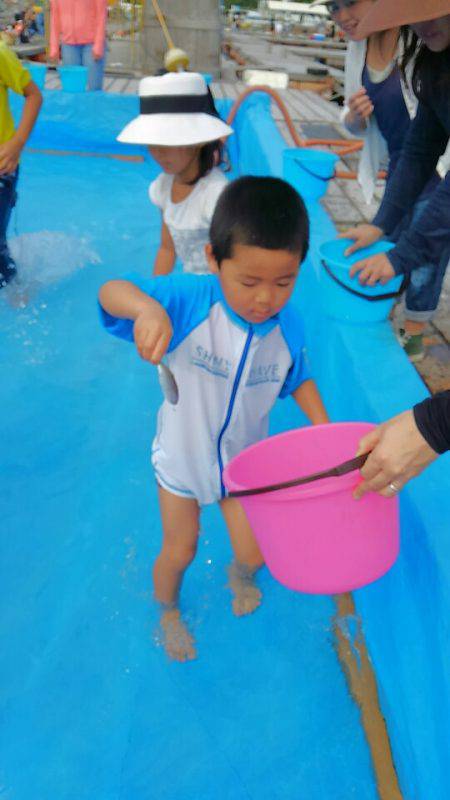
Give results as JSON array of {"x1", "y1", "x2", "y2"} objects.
[{"x1": 149, "y1": 167, "x2": 228, "y2": 274}]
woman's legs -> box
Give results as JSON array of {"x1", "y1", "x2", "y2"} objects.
[
  {"x1": 399, "y1": 197, "x2": 449, "y2": 360},
  {"x1": 81, "y1": 44, "x2": 105, "y2": 91},
  {"x1": 60, "y1": 44, "x2": 104, "y2": 91},
  {"x1": 220, "y1": 497, "x2": 264, "y2": 616},
  {"x1": 154, "y1": 485, "x2": 200, "y2": 661},
  {"x1": 60, "y1": 43, "x2": 83, "y2": 65},
  {"x1": 401, "y1": 254, "x2": 449, "y2": 360}
]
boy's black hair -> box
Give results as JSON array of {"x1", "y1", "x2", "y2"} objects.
[{"x1": 209, "y1": 175, "x2": 309, "y2": 265}]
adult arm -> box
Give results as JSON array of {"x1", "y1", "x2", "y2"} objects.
[
  {"x1": 413, "y1": 391, "x2": 450, "y2": 455},
  {"x1": 373, "y1": 101, "x2": 447, "y2": 235},
  {"x1": 0, "y1": 80, "x2": 42, "y2": 174},
  {"x1": 49, "y1": 0, "x2": 61, "y2": 61},
  {"x1": 93, "y1": 0, "x2": 108, "y2": 59},
  {"x1": 385, "y1": 171, "x2": 450, "y2": 275},
  {"x1": 345, "y1": 99, "x2": 449, "y2": 280},
  {"x1": 371, "y1": 100, "x2": 449, "y2": 275}
]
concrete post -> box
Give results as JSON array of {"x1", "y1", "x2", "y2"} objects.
[{"x1": 141, "y1": 0, "x2": 221, "y2": 77}]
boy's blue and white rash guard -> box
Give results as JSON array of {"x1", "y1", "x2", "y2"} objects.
[{"x1": 100, "y1": 273, "x2": 311, "y2": 505}]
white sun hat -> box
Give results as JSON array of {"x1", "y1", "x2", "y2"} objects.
[{"x1": 118, "y1": 72, "x2": 233, "y2": 146}]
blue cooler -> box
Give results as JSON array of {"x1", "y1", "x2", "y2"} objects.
[
  {"x1": 319, "y1": 238, "x2": 405, "y2": 324},
  {"x1": 58, "y1": 65, "x2": 88, "y2": 93},
  {"x1": 24, "y1": 61, "x2": 47, "y2": 90},
  {"x1": 283, "y1": 148, "x2": 338, "y2": 201}
]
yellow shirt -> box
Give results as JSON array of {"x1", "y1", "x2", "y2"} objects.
[{"x1": 0, "y1": 43, "x2": 31, "y2": 146}]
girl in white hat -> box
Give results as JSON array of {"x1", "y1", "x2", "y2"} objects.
[{"x1": 118, "y1": 72, "x2": 233, "y2": 276}]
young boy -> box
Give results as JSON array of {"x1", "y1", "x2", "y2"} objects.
[
  {"x1": 99, "y1": 176, "x2": 329, "y2": 662},
  {"x1": 0, "y1": 40, "x2": 42, "y2": 289}
]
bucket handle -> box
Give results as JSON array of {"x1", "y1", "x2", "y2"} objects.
[
  {"x1": 322, "y1": 259, "x2": 407, "y2": 301},
  {"x1": 295, "y1": 160, "x2": 335, "y2": 183},
  {"x1": 228, "y1": 453, "x2": 368, "y2": 498}
]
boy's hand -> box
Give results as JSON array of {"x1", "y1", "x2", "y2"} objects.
[
  {"x1": 0, "y1": 138, "x2": 22, "y2": 175},
  {"x1": 133, "y1": 306, "x2": 173, "y2": 364}
]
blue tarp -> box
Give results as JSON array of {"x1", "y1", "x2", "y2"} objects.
[{"x1": 2, "y1": 87, "x2": 450, "y2": 799}]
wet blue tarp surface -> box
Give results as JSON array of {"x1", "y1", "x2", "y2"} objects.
[{"x1": 0, "y1": 91, "x2": 381, "y2": 799}]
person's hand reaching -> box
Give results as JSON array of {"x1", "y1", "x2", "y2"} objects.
[
  {"x1": 339, "y1": 224, "x2": 383, "y2": 256},
  {"x1": 353, "y1": 411, "x2": 439, "y2": 499}
]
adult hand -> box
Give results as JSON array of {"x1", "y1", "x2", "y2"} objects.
[
  {"x1": 92, "y1": 50, "x2": 103, "y2": 61},
  {"x1": 133, "y1": 307, "x2": 172, "y2": 364},
  {"x1": 349, "y1": 252, "x2": 396, "y2": 286},
  {"x1": 339, "y1": 223, "x2": 383, "y2": 256},
  {"x1": 353, "y1": 410, "x2": 439, "y2": 499},
  {"x1": 347, "y1": 87, "x2": 374, "y2": 126},
  {"x1": 0, "y1": 137, "x2": 22, "y2": 175}
]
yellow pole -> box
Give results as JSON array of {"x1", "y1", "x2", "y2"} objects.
[{"x1": 150, "y1": 0, "x2": 175, "y2": 50}]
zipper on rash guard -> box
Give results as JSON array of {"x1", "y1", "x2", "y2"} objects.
[{"x1": 217, "y1": 326, "x2": 254, "y2": 498}]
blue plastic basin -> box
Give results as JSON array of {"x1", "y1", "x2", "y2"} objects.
[
  {"x1": 58, "y1": 65, "x2": 88, "y2": 93},
  {"x1": 319, "y1": 238, "x2": 403, "y2": 323},
  {"x1": 283, "y1": 148, "x2": 339, "y2": 201},
  {"x1": 24, "y1": 61, "x2": 47, "y2": 90}
]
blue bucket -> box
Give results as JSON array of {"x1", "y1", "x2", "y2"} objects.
[
  {"x1": 319, "y1": 238, "x2": 405, "y2": 324},
  {"x1": 283, "y1": 148, "x2": 339, "y2": 201},
  {"x1": 24, "y1": 61, "x2": 47, "y2": 90},
  {"x1": 58, "y1": 65, "x2": 88, "y2": 93}
]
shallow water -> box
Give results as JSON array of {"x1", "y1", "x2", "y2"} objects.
[{"x1": 0, "y1": 100, "x2": 382, "y2": 800}]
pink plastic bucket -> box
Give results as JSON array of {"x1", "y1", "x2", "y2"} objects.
[{"x1": 223, "y1": 423, "x2": 399, "y2": 594}]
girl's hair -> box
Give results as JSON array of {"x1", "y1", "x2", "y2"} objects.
[
  {"x1": 400, "y1": 26, "x2": 450, "y2": 101},
  {"x1": 187, "y1": 83, "x2": 229, "y2": 184},
  {"x1": 187, "y1": 138, "x2": 227, "y2": 185}
]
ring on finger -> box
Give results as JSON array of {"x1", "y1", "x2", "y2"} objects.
[{"x1": 387, "y1": 481, "x2": 400, "y2": 494}]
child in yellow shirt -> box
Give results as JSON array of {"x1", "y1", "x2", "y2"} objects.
[{"x1": 0, "y1": 41, "x2": 42, "y2": 288}]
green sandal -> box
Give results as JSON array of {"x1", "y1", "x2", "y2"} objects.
[{"x1": 397, "y1": 328, "x2": 425, "y2": 363}]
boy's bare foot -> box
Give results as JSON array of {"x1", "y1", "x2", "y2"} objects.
[
  {"x1": 3, "y1": 281, "x2": 29, "y2": 308},
  {"x1": 227, "y1": 561, "x2": 262, "y2": 617},
  {"x1": 160, "y1": 608, "x2": 197, "y2": 662}
]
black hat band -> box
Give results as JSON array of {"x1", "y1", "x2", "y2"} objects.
[{"x1": 140, "y1": 93, "x2": 215, "y2": 116}]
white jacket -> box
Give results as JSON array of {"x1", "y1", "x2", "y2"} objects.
[{"x1": 341, "y1": 39, "x2": 417, "y2": 204}]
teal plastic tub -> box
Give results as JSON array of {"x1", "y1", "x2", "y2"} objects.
[
  {"x1": 319, "y1": 238, "x2": 404, "y2": 323},
  {"x1": 283, "y1": 148, "x2": 339, "y2": 201},
  {"x1": 58, "y1": 65, "x2": 88, "y2": 93},
  {"x1": 24, "y1": 61, "x2": 47, "y2": 90}
]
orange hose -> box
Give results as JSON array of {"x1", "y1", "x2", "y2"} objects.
[
  {"x1": 226, "y1": 85, "x2": 303, "y2": 146},
  {"x1": 226, "y1": 85, "x2": 386, "y2": 182}
]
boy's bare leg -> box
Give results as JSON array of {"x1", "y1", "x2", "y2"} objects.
[
  {"x1": 220, "y1": 497, "x2": 264, "y2": 617},
  {"x1": 154, "y1": 485, "x2": 200, "y2": 662}
]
